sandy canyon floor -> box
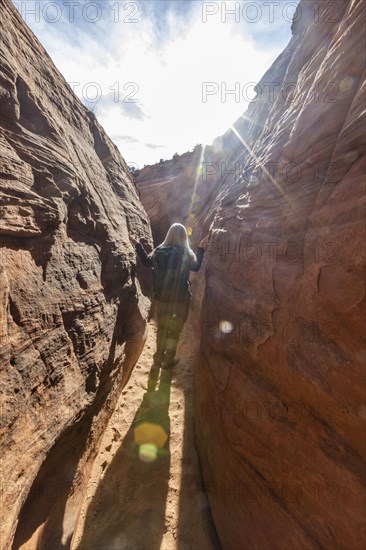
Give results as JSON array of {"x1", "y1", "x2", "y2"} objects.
[{"x1": 63, "y1": 308, "x2": 221, "y2": 550}]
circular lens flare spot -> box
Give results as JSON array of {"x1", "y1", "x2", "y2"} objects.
[
  {"x1": 134, "y1": 422, "x2": 168, "y2": 448},
  {"x1": 339, "y1": 76, "x2": 354, "y2": 92},
  {"x1": 219, "y1": 320, "x2": 233, "y2": 334},
  {"x1": 139, "y1": 443, "x2": 158, "y2": 463}
]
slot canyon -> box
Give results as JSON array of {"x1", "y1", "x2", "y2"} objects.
[{"x1": 0, "y1": 0, "x2": 365, "y2": 549}]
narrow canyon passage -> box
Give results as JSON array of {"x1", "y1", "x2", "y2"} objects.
[
  {"x1": 2, "y1": 1, "x2": 365, "y2": 548},
  {"x1": 69, "y1": 309, "x2": 220, "y2": 550}
]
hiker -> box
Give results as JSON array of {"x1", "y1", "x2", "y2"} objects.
[{"x1": 131, "y1": 223, "x2": 208, "y2": 369}]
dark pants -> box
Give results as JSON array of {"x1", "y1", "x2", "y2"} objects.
[{"x1": 154, "y1": 298, "x2": 191, "y2": 362}]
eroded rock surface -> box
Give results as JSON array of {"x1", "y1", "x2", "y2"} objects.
[
  {"x1": 137, "y1": 1, "x2": 366, "y2": 548},
  {"x1": 197, "y1": 2, "x2": 366, "y2": 548},
  {"x1": 0, "y1": 1, "x2": 152, "y2": 547}
]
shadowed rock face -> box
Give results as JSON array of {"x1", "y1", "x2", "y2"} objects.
[
  {"x1": 0, "y1": 1, "x2": 152, "y2": 547},
  {"x1": 137, "y1": 0, "x2": 366, "y2": 547},
  {"x1": 134, "y1": 149, "x2": 204, "y2": 246}
]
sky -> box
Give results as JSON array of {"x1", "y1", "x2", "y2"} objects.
[{"x1": 12, "y1": 0, "x2": 300, "y2": 168}]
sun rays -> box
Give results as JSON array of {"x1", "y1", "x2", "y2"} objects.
[
  {"x1": 187, "y1": 144, "x2": 207, "y2": 236},
  {"x1": 230, "y1": 124, "x2": 294, "y2": 207}
]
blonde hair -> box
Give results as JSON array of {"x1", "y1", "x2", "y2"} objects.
[{"x1": 157, "y1": 223, "x2": 196, "y2": 262}]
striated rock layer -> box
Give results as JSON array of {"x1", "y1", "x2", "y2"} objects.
[
  {"x1": 137, "y1": 0, "x2": 366, "y2": 548},
  {"x1": 197, "y1": 1, "x2": 366, "y2": 548},
  {"x1": 0, "y1": 0, "x2": 152, "y2": 547}
]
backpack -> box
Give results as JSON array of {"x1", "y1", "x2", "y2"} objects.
[{"x1": 152, "y1": 245, "x2": 190, "y2": 302}]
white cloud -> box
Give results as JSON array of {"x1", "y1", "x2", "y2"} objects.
[{"x1": 12, "y1": 0, "x2": 297, "y2": 167}]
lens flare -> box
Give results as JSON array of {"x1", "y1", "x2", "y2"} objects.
[
  {"x1": 188, "y1": 144, "x2": 206, "y2": 221},
  {"x1": 139, "y1": 443, "x2": 158, "y2": 463},
  {"x1": 339, "y1": 76, "x2": 355, "y2": 92},
  {"x1": 219, "y1": 320, "x2": 233, "y2": 333},
  {"x1": 134, "y1": 422, "x2": 168, "y2": 462}
]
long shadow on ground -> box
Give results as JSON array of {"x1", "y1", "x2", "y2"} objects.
[{"x1": 77, "y1": 366, "x2": 172, "y2": 550}]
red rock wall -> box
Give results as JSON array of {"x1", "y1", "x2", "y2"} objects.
[
  {"x1": 137, "y1": 0, "x2": 366, "y2": 547},
  {"x1": 195, "y1": 1, "x2": 366, "y2": 548},
  {"x1": 0, "y1": 1, "x2": 152, "y2": 547},
  {"x1": 135, "y1": 149, "x2": 203, "y2": 245}
]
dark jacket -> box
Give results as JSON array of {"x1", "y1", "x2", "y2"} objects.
[{"x1": 135, "y1": 242, "x2": 205, "y2": 302}]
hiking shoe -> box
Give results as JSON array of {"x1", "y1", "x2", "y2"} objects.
[{"x1": 162, "y1": 358, "x2": 179, "y2": 369}]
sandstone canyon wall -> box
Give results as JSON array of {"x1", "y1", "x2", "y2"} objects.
[
  {"x1": 0, "y1": 0, "x2": 152, "y2": 547},
  {"x1": 135, "y1": 146, "x2": 217, "y2": 248},
  {"x1": 135, "y1": 148, "x2": 203, "y2": 245},
  {"x1": 137, "y1": 1, "x2": 366, "y2": 548}
]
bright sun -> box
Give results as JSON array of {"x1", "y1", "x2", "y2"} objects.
[{"x1": 12, "y1": 0, "x2": 296, "y2": 167}]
